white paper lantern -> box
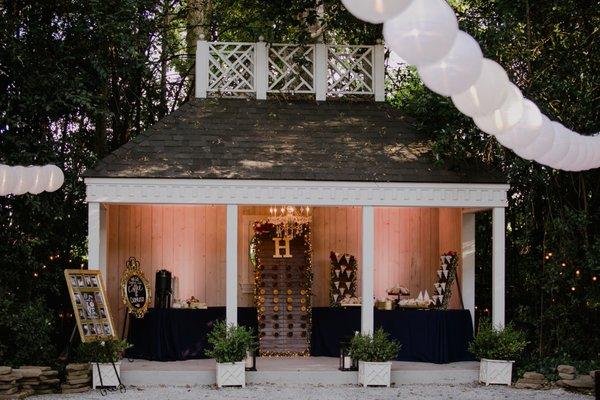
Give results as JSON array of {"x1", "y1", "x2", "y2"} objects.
[
  {"x1": 0, "y1": 165, "x2": 18, "y2": 196},
  {"x1": 341, "y1": 0, "x2": 413, "y2": 24},
  {"x1": 579, "y1": 136, "x2": 600, "y2": 170},
  {"x1": 383, "y1": 0, "x2": 458, "y2": 66},
  {"x1": 45, "y1": 164, "x2": 65, "y2": 192},
  {"x1": 536, "y1": 122, "x2": 572, "y2": 168},
  {"x1": 512, "y1": 115, "x2": 555, "y2": 160},
  {"x1": 556, "y1": 131, "x2": 582, "y2": 171},
  {"x1": 495, "y1": 99, "x2": 542, "y2": 149},
  {"x1": 451, "y1": 59, "x2": 510, "y2": 117},
  {"x1": 12, "y1": 165, "x2": 35, "y2": 195},
  {"x1": 417, "y1": 31, "x2": 483, "y2": 97},
  {"x1": 569, "y1": 138, "x2": 590, "y2": 171},
  {"x1": 474, "y1": 83, "x2": 524, "y2": 135},
  {"x1": 29, "y1": 166, "x2": 51, "y2": 194}
]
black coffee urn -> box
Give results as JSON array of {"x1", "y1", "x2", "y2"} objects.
[{"x1": 155, "y1": 269, "x2": 172, "y2": 308}]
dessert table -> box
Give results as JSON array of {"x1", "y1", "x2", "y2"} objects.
[{"x1": 311, "y1": 307, "x2": 475, "y2": 364}]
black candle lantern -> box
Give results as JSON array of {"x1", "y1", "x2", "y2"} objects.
[
  {"x1": 244, "y1": 349, "x2": 256, "y2": 371},
  {"x1": 339, "y1": 339, "x2": 357, "y2": 371}
]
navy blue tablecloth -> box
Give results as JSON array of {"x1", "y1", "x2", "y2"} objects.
[
  {"x1": 311, "y1": 307, "x2": 475, "y2": 364},
  {"x1": 127, "y1": 307, "x2": 257, "y2": 361}
]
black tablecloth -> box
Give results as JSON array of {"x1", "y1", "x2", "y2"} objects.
[
  {"x1": 311, "y1": 307, "x2": 475, "y2": 364},
  {"x1": 127, "y1": 307, "x2": 257, "y2": 361}
]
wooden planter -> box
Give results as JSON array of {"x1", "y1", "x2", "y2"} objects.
[
  {"x1": 216, "y1": 361, "x2": 246, "y2": 388},
  {"x1": 479, "y1": 358, "x2": 514, "y2": 386},
  {"x1": 92, "y1": 361, "x2": 121, "y2": 389},
  {"x1": 358, "y1": 361, "x2": 392, "y2": 387}
]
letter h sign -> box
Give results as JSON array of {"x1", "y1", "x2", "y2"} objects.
[{"x1": 272, "y1": 237, "x2": 292, "y2": 258}]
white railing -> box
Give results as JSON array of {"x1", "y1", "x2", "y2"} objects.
[{"x1": 195, "y1": 38, "x2": 385, "y2": 101}]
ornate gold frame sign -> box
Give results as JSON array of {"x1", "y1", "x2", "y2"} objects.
[
  {"x1": 120, "y1": 257, "x2": 151, "y2": 318},
  {"x1": 64, "y1": 269, "x2": 117, "y2": 343}
]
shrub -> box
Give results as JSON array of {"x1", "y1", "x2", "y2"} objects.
[
  {"x1": 349, "y1": 328, "x2": 401, "y2": 362},
  {"x1": 205, "y1": 321, "x2": 257, "y2": 363},
  {"x1": 469, "y1": 319, "x2": 528, "y2": 361},
  {"x1": 74, "y1": 339, "x2": 131, "y2": 363}
]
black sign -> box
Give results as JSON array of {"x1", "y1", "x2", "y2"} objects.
[{"x1": 126, "y1": 275, "x2": 147, "y2": 309}]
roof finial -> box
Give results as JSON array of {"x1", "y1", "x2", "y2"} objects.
[{"x1": 258, "y1": 35, "x2": 265, "y2": 42}]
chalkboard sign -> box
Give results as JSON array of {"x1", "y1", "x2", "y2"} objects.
[{"x1": 120, "y1": 257, "x2": 151, "y2": 318}]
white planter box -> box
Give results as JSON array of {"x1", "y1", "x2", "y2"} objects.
[
  {"x1": 358, "y1": 361, "x2": 392, "y2": 387},
  {"x1": 92, "y1": 361, "x2": 121, "y2": 388},
  {"x1": 216, "y1": 361, "x2": 246, "y2": 388},
  {"x1": 479, "y1": 358, "x2": 514, "y2": 386}
]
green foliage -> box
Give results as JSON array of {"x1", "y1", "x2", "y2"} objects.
[
  {"x1": 469, "y1": 319, "x2": 528, "y2": 361},
  {"x1": 205, "y1": 321, "x2": 257, "y2": 363},
  {"x1": 0, "y1": 298, "x2": 57, "y2": 367},
  {"x1": 349, "y1": 328, "x2": 401, "y2": 363},
  {"x1": 74, "y1": 339, "x2": 131, "y2": 364}
]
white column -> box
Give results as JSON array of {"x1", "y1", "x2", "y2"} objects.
[
  {"x1": 314, "y1": 43, "x2": 328, "y2": 101},
  {"x1": 88, "y1": 202, "x2": 107, "y2": 283},
  {"x1": 461, "y1": 212, "x2": 476, "y2": 329},
  {"x1": 492, "y1": 207, "x2": 505, "y2": 329},
  {"x1": 255, "y1": 39, "x2": 268, "y2": 100},
  {"x1": 373, "y1": 42, "x2": 385, "y2": 102},
  {"x1": 195, "y1": 38, "x2": 209, "y2": 98},
  {"x1": 361, "y1": 206, "x2": 375, "y2": 334},
  {"x1": 226, "y1": 204, "x2": 238, "y2": 326}
]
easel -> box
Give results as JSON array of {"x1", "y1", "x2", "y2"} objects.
[
  {"x1": 121, "y1": 309, "x2": 135, "y2": 363},
  {"x1": 60, "y1": 323, "x2": 126, "y2": 397}
]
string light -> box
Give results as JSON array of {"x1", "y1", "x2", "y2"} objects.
[
  {"x1": 593, "y1": 276, "x2": 597, "y2": 282},
  {"x1": 33, "y1": 272, "x2": 38, "y2": 278},
  {"x1": 575, "y1": 270, "x2": 580, "y2": 276},
  {"x1": 571, "y1": 287, "x2": 576, "y2": 292},
  {"x1": 561, "y1": 262, "x2": 566, "y2": 267}
]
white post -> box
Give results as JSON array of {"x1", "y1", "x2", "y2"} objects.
[
  {"x1": 373, "y1": 42, "x2": 385, "y2": 102},
  {"x1": 314, "y1": 43, "x2": 328, "y2": 101},
  {"x1": 255, "y1": 39, "x2": 268, "y2": 100},
  {"x1": 492, "y1": 207, "x2": 505, "y2": 329},
  {"x1": 88, "y1": 202, "x2": 107, "y2": 284},
  {"x1": 361, "y1": 206, "x2": 375, "y2": 334},
  {"x1": 226, "y1": 204, "x2": 238, "y2": 326},
  {"x1": 461, "y1": 212, "x2": 476, "y2": 329},
  {"x1": 195, "y1": 38, "x2": 209, "y2": 98}
]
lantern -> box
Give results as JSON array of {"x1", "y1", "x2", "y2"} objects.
[
  {"x1": 474, "y1": 83, "x2": 524, "y2": 136},
  {"x1": 495, "y1": 99, "x2": 542, "y2": 149},
  {"x1": 451, "y1": 59, "x2": 509, "y2": 117},
  {"x1": 341, "y1": 0, "x2": 413, "y2": 24},
  {"x1": 244, "y1": 349, "x2": 256, "y2": 371},
  {"x1": 383, "y1": 0, "x2": 458, "y2": 67},
  {"x1": 513, "y1": 115, "x2": 555, "y2": 161},
  {"x1": 339, "y1": 339, "x2": 357, "y2": 371},
  {"x1": 537, "y1": 122, "x2": 572, "y2": 168},
  {"x1": 417, "y1": 31, "x2": 483, "y2": 97}
]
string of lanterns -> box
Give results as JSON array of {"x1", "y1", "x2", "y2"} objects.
[
  {"x1": 0, "y1": 164, "x2": 65, "y2": 196},
  {"x1": 341, "y1": 0, "x2": 599, "y2": 171}
]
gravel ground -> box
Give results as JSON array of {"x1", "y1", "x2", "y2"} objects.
[{"x1": 32, "y1": 383, "x2": 592, "y2": 400}]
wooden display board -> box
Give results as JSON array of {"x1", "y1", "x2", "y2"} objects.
[
  {"x1": 64, "y1": 269, "x2": 116, "y2": 342},
  {"x1": 251, "y1": 222, "x2": 312, "y2": 356}
]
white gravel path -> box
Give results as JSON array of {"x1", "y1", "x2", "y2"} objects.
[{"x1": 31, "y1": 383, "x2": 592, "y2": 400}]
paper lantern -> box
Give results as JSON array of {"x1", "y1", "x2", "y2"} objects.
[
  {"x1": 383, "y1": 0, "x2": 458, "y2": 66},
  {"x1": 474, "y1": 83, "x2": 524, "y2": 135},
  {"x1": 29, "y1": 166, "x2": 51, "y2": 194},
  {"x1": 11, "y1": 165, "x2": 35, "y2": 195},
  {"x1": 45, "y1": 164, "x2": 65, "y2": 192},
  {"x1": 0, "y1": 165, "x2": 18, "y2": 196},
  {"x1": 556, "y1": 131, "x2": 582, "y2": 171},
  {"x1": 512, "y1": 115, "x2": 555, "y2": 161},
  {"x1": 341, "y1": 0, "x2": 413, "y2": 24},
  {"x1": 536, "y1": 122, "x2": 572, "y2": 168},
  {"x1": 451, "y1": 59, "x2": 509, "y2": 117},
  {"x1": 495, "y1": 99, "x2": 542, "y2": 149},
  {"x1": 570, "y1": 138, "x2": 591, "y2": 171},
  {"x1": 417, "y1": 31, "x2": 483, "y2": 97}
]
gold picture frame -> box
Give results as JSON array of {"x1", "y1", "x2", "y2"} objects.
[
  {"x1": 64, "y1": 269, "x2": 116, "y2": 343},
  {"x1": 120, "y1": 257, "x2": 151, "y2": 318}
]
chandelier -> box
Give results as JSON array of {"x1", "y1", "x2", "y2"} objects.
[{"x1": 268, "y1": 205, "x2": 311, "y2": 239}]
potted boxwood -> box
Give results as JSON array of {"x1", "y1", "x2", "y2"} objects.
[
  {"x1": 75, "y1": 339, "x2": 130, "y2": 389},
  {"x1": 469, "y1": 319, "x2": 528, "y2": 386},
  {"x1": 349, "y1": 328, "x2": 401, "y2": 387},
  {"x1": 206, "y1": 321, "x2": 257, "y2": 388}
]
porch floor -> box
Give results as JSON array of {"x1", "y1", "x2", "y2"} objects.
[{"x1": 120, "y1": 357, "x2": 479, "y2": 386}]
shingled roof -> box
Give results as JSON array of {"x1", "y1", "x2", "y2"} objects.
[{"x1": 86, "y1": 98, "x2": 504, "y2": 184}]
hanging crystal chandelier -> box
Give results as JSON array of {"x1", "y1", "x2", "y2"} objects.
[{"x1": 268, "y1": 205, "x2": 311, "y2": 239}]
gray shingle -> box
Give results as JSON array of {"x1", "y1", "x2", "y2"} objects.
[{"x1": 85, "y1": 98, "x2": 504, "y2": 184}]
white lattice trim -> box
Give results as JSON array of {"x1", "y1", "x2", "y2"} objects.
[
  {"x1": 268, "y1": 44, "x2": 315, "y2": 93},
  {"x1": 327, "y1": 45, "x2": 374, "y2": 95},
  {"x1": 216, "y1": 362, "x2": 246, "y2": 387},
  {"x1": 208, "y1": 42, "x2": 255, "y2": 93}
]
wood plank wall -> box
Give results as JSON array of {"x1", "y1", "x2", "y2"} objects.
[{"x1": 106, "y1": 205, "x2": 462, "y2": 330}]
